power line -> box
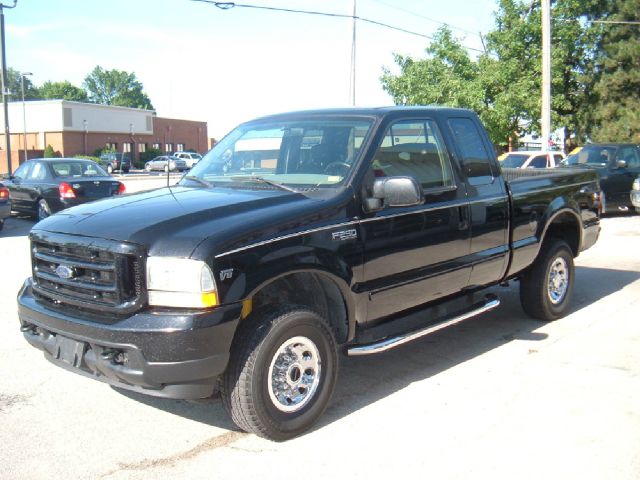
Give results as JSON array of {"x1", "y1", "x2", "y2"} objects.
[
  {"x1": 592, "y1": 19, "x2": 640, "y2": 25},
  {"x1": 368, "y1": 0, "x2": 480, "y2": 37},
  {"x1": 190, "y1": 0, "x2": 486, "y2": 53}
]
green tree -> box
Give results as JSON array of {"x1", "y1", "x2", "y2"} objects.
[
  {"x1": 38, "y1": 80, "x2": 88, "y2": 102},
  {"x1": 589, "y1": 0, "x2": 640, "y2": 142},
  {"x1": 381, "y1": 1, "x2": 609, "y2": 146},
  {"x1": 43, "y1": 144, "x2": 58, "y2": 158},
  {"x1": 83, "y1": 66, "x2": 154, "y2": 110},
  {"x1": 381, "y1": 26, "x2": 516, "y2": 144},
  {"x1": 1, "y1": 68, "x2": 39, "y2": 102}
]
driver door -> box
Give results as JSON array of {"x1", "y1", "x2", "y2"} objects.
[{"x1": 360, "y1": 118, "x2": 471, "y2": 321}]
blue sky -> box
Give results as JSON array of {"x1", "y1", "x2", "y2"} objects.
[{"x1": 7, "y1": 0, "x2": 498, "y2": 137}]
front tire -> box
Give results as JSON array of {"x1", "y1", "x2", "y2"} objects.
[
  {"x1": 36, "y1": 199, "x2": 51, "y2": 221},
  {"x1": 222, "y1": 307, "x2": 338, "y2": 441},
  {"x1": 520, "y1": 239, "x2": 574, "y2": 321}
]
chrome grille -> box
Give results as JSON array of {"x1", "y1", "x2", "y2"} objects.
[{"x1": 30, "y1": 232, "x2": 146, "y2": 315}]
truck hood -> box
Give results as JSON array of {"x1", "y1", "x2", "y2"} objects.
[{"x1": 34, "y1": 185, "x2": 329, "y2": 258}]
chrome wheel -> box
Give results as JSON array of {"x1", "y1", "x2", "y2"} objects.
[
  {"x1": 267, "y1": 336, "x2": 321, "y2": 413},
  {"x1": 547, "y1": 257, "x2": 569, "y2": 305}
]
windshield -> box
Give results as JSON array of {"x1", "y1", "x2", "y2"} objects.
[
  {"x1": 564, "y1": 146, "x2": 617, "y2": 166},
  {"x1": 181, "y1": 118, "x2": 373, "y2": 192},
  {"x1": 501, "y1": 154, "x2": 529, "y2": 168}
]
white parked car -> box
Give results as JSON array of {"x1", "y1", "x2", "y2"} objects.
[
  {"x1": 500, "y1": 150, "x2": 566, "y2": 169},
  {"x1": 173, "y1": 152, "x2": 202, "y2": 168},
  {"x1": 631, "y1": 176, "x2": 640, "y2": 214}
]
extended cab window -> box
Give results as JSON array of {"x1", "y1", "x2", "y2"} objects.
[
  {"x1": 448, "y1": 117, "x2": 495, "y2": 185},
  {"x1": 369, "y1": 119, "x2": 454, "y2": 190}
]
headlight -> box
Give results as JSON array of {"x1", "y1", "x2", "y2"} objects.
[
  {"x1": 146, "y1": 257, "x2": 218, "y2": 308},
  {"x1": 633, "y1": 178, "x2": 640, "y2": 191}
]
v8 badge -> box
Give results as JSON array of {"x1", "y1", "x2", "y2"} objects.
[{"x1": 219, "y1": 268, "x2": 234, "y2": 281}]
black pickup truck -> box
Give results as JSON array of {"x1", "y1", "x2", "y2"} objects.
[{"x1": 18, "y1": 107, "x2": 600, "y2": 440}]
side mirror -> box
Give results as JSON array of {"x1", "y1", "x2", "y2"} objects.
[
  {"x1": 616, "y1": 159, "x2": 628, "y2": 169},
  {"x1": 365, "y1": 176, "x2": 423, "y2": 212}
]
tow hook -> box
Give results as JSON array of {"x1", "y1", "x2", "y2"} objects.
[
  {"x1": 20, "y1": 324, "x2": 37, "y2": 334},
  {"x1": 101, "y1": 348, "x2": 127, "y2": 365}
]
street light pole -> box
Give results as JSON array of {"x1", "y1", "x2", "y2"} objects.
[
  {"x1": 20, "y1": 71, "x2": 32, "y2": 163},
  {"x1": 348, "y1": 0, "x2": 356, "y2": 106},
  {"x1": 0, "y1": 1, "x2": 17, "y2": 174},
  {"x1": 83, "y1": 119, "x2": 88, "y2": 155}
]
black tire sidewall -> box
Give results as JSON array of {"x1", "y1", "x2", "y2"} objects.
[
  {"x1": 531, "y1": 242, "x2": 574, "y2": 320},
  {"x1": 245, "y1": 310, "x2": 337, "y2": 439}
]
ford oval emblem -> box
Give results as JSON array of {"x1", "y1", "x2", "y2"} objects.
[{"x1": 55, "y1": 265, "x2": 76, "y2": 279}]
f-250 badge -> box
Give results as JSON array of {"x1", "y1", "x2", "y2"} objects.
[{"x1": 331, "y1": 229, "x2": 357, "y2": 241}]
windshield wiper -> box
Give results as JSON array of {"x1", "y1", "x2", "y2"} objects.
[
  {"x1": 183, "y1": 176, "x2": 213, "y2": 188},
  {"x1": 229, "y1": 175, "x2": 298, "y2": 194}
]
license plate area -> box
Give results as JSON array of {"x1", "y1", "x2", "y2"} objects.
[{"x1": 54, "y1": 335, "x2": 87, "y2": 368}]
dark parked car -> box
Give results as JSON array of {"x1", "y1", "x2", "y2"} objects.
[
  {"x1": 144, "y1": 155, "x2": 188, "y2": 172},
  {"x1": 562, "y1": 143, "x2": 640, "y2": 213},
  {"x1": 99, "y1": 152, "x2": 131, "y2": 174},
  {"x1": 0, "y1": 181, "x2": 10, "y2": 231},
  {"x1": 3, "y1": 158, "x2": 125, "y2": 221}
]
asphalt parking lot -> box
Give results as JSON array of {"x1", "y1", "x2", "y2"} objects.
[{"x1": 1, "y1": 188, "x2": 638, "y2": 479}]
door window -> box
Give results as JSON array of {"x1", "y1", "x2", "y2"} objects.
[
  {"x1": 28, "y1": 162, "x2": 47, "y2": 181},
  {"x1": 370, "y1": 119, "x2": 454, "y2": 190},
  {"x1": 528, "y1": 155, "x2": 548, "y2": 168},
  {"x1": 448, "y1": 117, "x2": 495, "y2": 185},
  {"x1": 617, "y1": 147, "x2": 640, "y2": 168}
]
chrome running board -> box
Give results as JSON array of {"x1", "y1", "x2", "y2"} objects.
[{"x1": 347, "y1": 294, "x2": 500, "y2": 356}]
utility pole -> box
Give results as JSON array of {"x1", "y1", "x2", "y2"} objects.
[
  {"x1": 0, "y1": 1, "x2": 17, "y2": 174},
  {"x1": 348, "y1": 0, "x2": 356, "y2": 106},
  {"x1": 541, "y1": 0, "x2": 551, "y2": 149}
]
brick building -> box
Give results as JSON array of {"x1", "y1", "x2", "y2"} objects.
[{"x1": 0, "y1": 100, "x2": 209, "y2": 173}]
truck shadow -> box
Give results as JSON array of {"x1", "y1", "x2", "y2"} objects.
[{"x1": 115, "y1": 265, "x2": 639, "y2": 436}]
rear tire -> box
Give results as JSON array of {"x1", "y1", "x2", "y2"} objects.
[
  {"x1": 221, "y1": 307, "x2": 338, "y2": 441},
  {"x1": 36, "y1": 199, "x2": 51, "y2": 222},
  {"x1": 520, "y1": 239, "x2": 574, "y2": 321}
]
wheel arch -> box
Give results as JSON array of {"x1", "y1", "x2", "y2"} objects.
[
  {"x1": 539, "y1": 207, "x2": 583, "y2": 257},
  {"x1": 238, "y1": 268, "x2": 354, "y2": 345}
]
